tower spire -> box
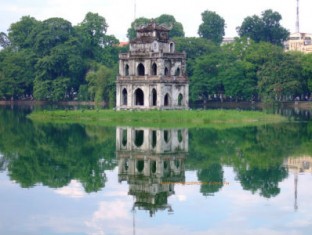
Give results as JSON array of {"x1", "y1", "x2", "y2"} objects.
[{"x1": 296, "y1": 0, "x2": 300, "y2": 33}]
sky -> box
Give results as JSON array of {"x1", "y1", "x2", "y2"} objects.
[
  {"x1": 0, "y1": 0, "x2": 311, "y2": 42},
  {"x1": 1, "y1": 166, "x2": 312, "y2": 234}
]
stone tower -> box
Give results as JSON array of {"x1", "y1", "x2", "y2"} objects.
[{"x1": 116, "y1": 22, "x2": 189, "y2": 110}]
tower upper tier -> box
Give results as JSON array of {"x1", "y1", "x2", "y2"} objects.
[{"x1": 130, "y1": 22, "x2": 175, "y2": 53}]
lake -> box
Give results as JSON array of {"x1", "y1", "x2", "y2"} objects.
[{"x1": 0, "y1": 105, "x2": 311, "y2": 235}]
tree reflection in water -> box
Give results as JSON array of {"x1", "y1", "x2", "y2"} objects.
[{"x1": 1, "y1": 107, "x2": 312, "y2": 205}]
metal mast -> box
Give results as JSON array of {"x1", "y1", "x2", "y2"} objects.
[
  {"x1": 134, "y1": 0, "x2": 137, "y2": 21},
  {"x1": 294, "y1": 172, "x2": 298, "y2": 211},
  {"x1": 296, "y1": 0, "x2": 300, "y2": 33}
]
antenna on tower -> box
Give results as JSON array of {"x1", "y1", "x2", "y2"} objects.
[
  {"x1": 134, "y1": 0, "x2": 137, "y2": 21},
  {"x1": 296, "y1": 0, "x2": 300, "y2": 33}
]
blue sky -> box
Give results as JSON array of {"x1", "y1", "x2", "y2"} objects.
[{"x1": 0, "y1": 0, "x2": 311, "y2": 41}]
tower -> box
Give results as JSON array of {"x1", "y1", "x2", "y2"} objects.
[
  {"x1": 296, "y1": 0, "x2": 300, "y2": 33},
  {"x1": 116, "y1": 22, "x2": 189, "y2": 110}
]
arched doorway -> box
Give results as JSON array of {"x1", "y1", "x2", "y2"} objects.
[
  {"x1": 178, "y1": 93, "x2": 183, "y2": 106},
  {"x1": 152, "y1": 63, "x2": 157, "y2": 76},
  {"x1": 175, "y1": 67, "x2": 181, "y2": 76},
  {"x1": 122, "y1": 88, "x2": 127, "y2": 106},
  {"x1": 136, "y1": 160, "x2": 144, "y2": 173},
  {"x1": 122, "y1": 129, "x2": 127, "y2": 147},
  {"x1": 164, "y1": 67, "x2": 169, "y2": 76},
  {"x1": 125, "y1": 64, "x2": 129, "y2": 76},
  {"x1": 134, "y1": 88, "x2": 144, "y2": 106},
  {"x1": 164, "y1": 93, "x2": 170, "y2": 106},
  {"x1": 137, "y1": 63, "x2": 145, "y2": 76},
  {"x1": 152, "y1": 88, "x2": 157, "y2": 106}
]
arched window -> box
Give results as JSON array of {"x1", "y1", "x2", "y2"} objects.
[
  {"x1": 175, "y1": 67, "x2": 181, "y2": 76},
  {"x1": 174, "y1": 159, "x2": 180, "y2": 168},
  {"x1": 178, "y1": 130, "x2": 183, "y2": 143},
  {"x1": 124, "y1": 159, "x2": 129, "y2": 171},
  {"x1": 151, "y1": 161, "x2": 156, "y2": 174},
  {"x1": 164, "y1": 93, "x2": 170, "y2": 106},
  {"x1": 152, "y1": 88, "x2": 157, "y2": 106},
  {"x1": 152, "y1": 63, "x2": 157, "y2": 76},
  {"x1": 178, "y1": 93, "x2": 183, "y2": 106},
  {"x1": 137, "y1": 63, "x2": 145, "y2": 76},
  {"x1": 122, "y1": 88, "x2": 127, "y2": 106},
  {"x1": 122, "y1": 129, "x2": 127, "y2": 147},
  {"x1": 170, "y1": 43, "x2": 174, "y2": 53},
  {"x1": 134, "y1": 130, "x2": 144, "y2": 147},
  {"x1": 125, "y1": 64, "x2": 129, "y2": 76},
  {"x1": 164, "y1": 67, "x2": 169, "y2": 76},
  {"x1": 136, "y1": 160, "x2": 144, "y2": 173},
  {"x1": 164, "y1": 130, "x2": 170, "y2": 143},
  {"x1": 134, "y1": 88, "x2": 144, "y2": 106},
  {"x1": 152, "y1": 130, "x2": 157, "y2": 148}
]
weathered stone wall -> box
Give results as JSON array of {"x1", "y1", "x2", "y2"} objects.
[
  {"x1": 116, "y1": 23, "x2": 188, "y2": 110},
  {"x1": 116, "y1": 82, "x2": 189, "y2": 110}
]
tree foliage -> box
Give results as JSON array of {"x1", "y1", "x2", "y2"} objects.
[
  {"x1": 0, "y1": 12, "x2": 121, "y2": 104},
  {"x1": 258, "y1": 53, "x2": 304, "y2": 101},
  {"x1": 198, "y1": 10, "x2": 225, "y2": 44},
  {"x1": 238, "y1": 9, "x2": 289, "y2": 46},
  {"x1": 85, "y1": 63, "x2": 115, "y2": 106},
  {"x1": 1, "y1": 10, "x2": 312, "y2": 105}
]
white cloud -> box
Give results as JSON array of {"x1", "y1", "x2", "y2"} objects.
[{"x1": 54, "y1": 180, "x2": 86, "y2": 198}]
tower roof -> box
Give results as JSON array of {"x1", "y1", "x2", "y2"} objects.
[
  {"x1": 135, "y1": 22, "x2": 171, "y2": 33},
  {"x1": 131, "y1": 22, "x2": 172, "y2": 44}
]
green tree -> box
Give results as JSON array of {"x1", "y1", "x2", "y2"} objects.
[
  {"x1": 237, "y1": 166, "x2": 288, "y2": 198},
  {"x1": 238, "y1": 9, "x2": 289, "y2": 46},
  {"x1": 32, "y1": 18, "x2": 73, "y2": 56},
  {"x1": 197, "y1": 164, "x2": 224, "y2": 196},
  {"x1": 8, "y1": 16, "x2": 39, "y2": 49},
  {"x1": 198, "y1": 10, "x2": 225, "y2": 44},
  {"x1": 0, "y1": 32, "x2": 10, "y2": 48},
  {"x1": 174, "y1": 37, "x2": 219, "y2": 77},
  {"x1": 301, "y1": 53, "x2": 312, "y2": 95},
  {"x1": 219, "y1": 60, "x2": 256, "y2": 101},
  {"x1": 174, "y1": 37, "x2": 223, "y2": 102},
  {"x1": 0, "y1": 48, "x2": 37, "y2": 99},
  {"x1": 76, "y1": 12, "x2": 109, "y2": 60},
  {"x1": 127, "y1": 17, "x2": 150, "y2": 41},
  {"x1": 191, "y1": 52, "x2": 223, "y2": 102},
  {"x1": 258, "y1": 53, "x2": 303, "y2": 101},
  {"x1": 85, "y1": 63, "x2": 115, "y2": 106},
  {"x1": 155, "y1": 14, "x2": 185, "y2": 38}
]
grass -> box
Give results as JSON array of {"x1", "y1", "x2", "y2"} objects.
[{"x1": 27, "y1": 109, "x2": 287, "y2": 129}]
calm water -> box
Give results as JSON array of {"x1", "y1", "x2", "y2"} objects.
[{"x1": 0, "y1": 106, "x2": 311, "y2": 235}]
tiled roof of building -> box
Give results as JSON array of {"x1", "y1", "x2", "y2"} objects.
[{"x1": 135, "y1": 22, "x2": 170, "y2": 33}]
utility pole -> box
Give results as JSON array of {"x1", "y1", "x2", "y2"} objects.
[{"x1": 296, "y1": 0, "x2": 300, "y2": 33}]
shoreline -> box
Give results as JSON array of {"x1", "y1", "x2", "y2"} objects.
[{"x1": 1, "y1": 100, "x2": 311, "y2": 110}]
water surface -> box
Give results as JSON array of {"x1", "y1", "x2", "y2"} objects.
[{"x1": 0, "y1": 106, "x2": 311, "y2": 235}]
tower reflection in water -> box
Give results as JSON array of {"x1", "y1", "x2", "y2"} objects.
[{"x1": 116, "y1": 127, "x2": 188, "y2": 216}]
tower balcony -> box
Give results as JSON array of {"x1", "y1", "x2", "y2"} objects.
[
  {"x1": 117, "y1": 75, "x2": 188, "y2": 83},
  {"x1": 119, "y1": 52, "x2": 186, "y2": 60}
]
